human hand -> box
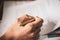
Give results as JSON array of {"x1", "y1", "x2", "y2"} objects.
[{"x1": 0, "y1": 14, "x2": 43, "y2": 40}]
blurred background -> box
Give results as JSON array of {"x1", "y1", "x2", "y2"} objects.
[
  {"x1": 0, "y1": 0, "x2": 34, "y2": 21},
  {"x1": 0, "y1": 1, "x2": 3, "y2": 20}
]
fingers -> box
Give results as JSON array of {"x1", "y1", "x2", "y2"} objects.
[
  {"x1": 18, "y1": 14, "x2": 35, "y2": 23},
  {"x1": 31, "y1": 17, "x2": 43, "y2": 27},
  {"x1": 17, "y1": 14, "x2": 35, "y2": 26},
  {"x1": 26, "y1": 17, "x2": 43, "y2": 30},
  {"x1": 24, "y1": 16, "x2": 43, "y2": 33},
  {"x1": 17, "y1": 14, "x2": 43, "y2": 35}
]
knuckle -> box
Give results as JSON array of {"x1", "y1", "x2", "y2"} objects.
[
  {"x1": 37, "y1": 18, "x2": 43, "y2": 23},
  {"x1": 40, "y1": 18, "x2": 43, "y2": 23},
  {"x1": 24, "y1": 14, "x2": 30, "y2": 18}
]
